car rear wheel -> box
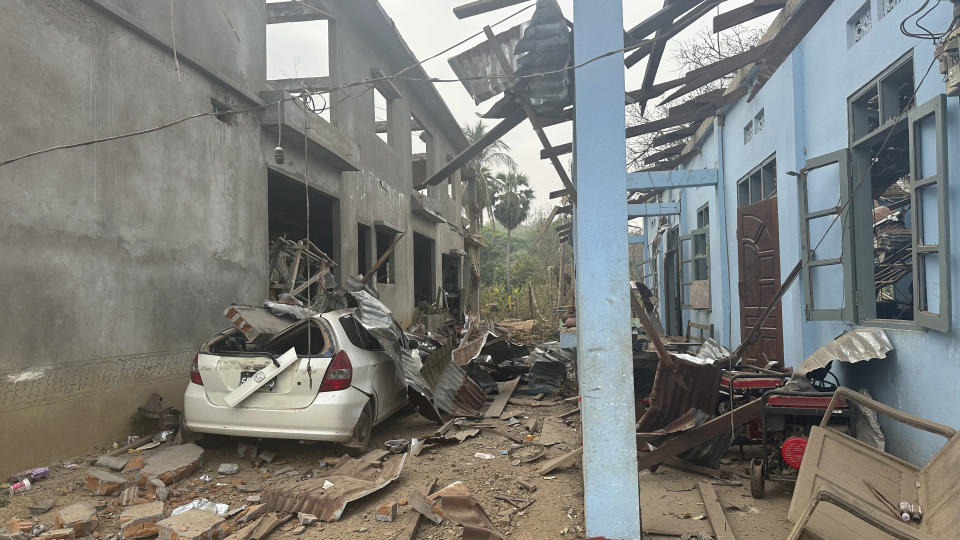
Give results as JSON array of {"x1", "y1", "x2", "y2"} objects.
[{"x1": 344, "y1": 401, "x2": 373, "y2": 457}]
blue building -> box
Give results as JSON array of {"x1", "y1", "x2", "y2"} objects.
[{"x1": 636, "y1": 0, "x2": 960, "y2": 464}]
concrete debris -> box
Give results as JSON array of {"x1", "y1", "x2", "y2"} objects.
[
  {"x1": 217, "y1": 464, "x2": 239, "y2": 476},
  {"x1": 236, "y1": 504, "x2": 268, "y2": 524},
  {"x1": 36, "y1": 529, "x2": 75, "y2": 540},
  {"x1": 407, "y1": 493, "x2": 442, "y2": 524},
  {"x1": 245, "y1": 495, "x2": 261, "y2": 504},
  {"x1": 156, "y1": 509, "x2": 227, "y2": 540},
  {"x1": 83, "y1": 469, "x2": 127, "y2": 496},
  {"x1": 94, "y1": 455, "x2": 130, "y2": 472},
  {"x1": 56, "y1": 502, "x2": 99, "y2": 537},
  {"x1": 237, "y1": 443, "x2": 258, "y2": 460},
  {"x1": 6, "y1": 520, "x2": 33, "y2": 536},
  {"x1": 27, "y1": 499, "x2": 55, "y2": 515},
  {"x1": 296, "y1": 513, "x2": 317, "y2": 526},
  {"x1": 119, "y1": 501, "x2": 164, "y2": 539},
  {"x1": 150, "y1": 479, "x2": 169, "y2": 502},
  {"x1": 122, "y1": 457, "x2": 145, "y2": 473},
  {"x1": 137, "y1": 444, "x2": 204, "y2": 490}
]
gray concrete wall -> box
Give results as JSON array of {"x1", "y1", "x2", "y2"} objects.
[{"x1": 0, "y1": 0, "x2": 267, "y2": 474}]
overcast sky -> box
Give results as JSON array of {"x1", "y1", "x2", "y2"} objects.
[{"x1": 268, "y1": 0, "x2": 767, "y2": 214}]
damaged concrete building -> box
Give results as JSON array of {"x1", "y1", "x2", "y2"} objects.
[{"x1": 0, "y1": 0, "x2": 469, "y2": 474}]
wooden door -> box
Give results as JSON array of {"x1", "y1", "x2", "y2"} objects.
[{"x1": 737, "y1": 197, "x2": 784, "y2": 367}]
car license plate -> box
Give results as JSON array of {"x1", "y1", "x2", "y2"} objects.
[{"x1": 240, "y1": 371, "x2": 277, "y2": 392}]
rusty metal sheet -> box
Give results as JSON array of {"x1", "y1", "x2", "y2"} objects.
[
  {"x1": 636, "y1": 355, "x2": 722, "y2": 433},
  {"x1": 448, "y1": 24, "x2": 526, "y2": 105},
  {"x1": 453, "y1": 333, "x2": 489, "y2": 366},
  {"x1": 263, "y1": 454, "x2": 405, "y2": 521},
  {"x1": 422, "y1": 342, "x2": 487, "y2": 417},
  {"x1": 799, "y1": 328, "x2": 893, "y2": 375},
  {"x1": 223, "y1": 304, "x2": 298, "y2": 344}
]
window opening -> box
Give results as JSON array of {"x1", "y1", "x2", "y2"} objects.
[
  {"x1": 847, "y1": 1, "x2": 873, "y2": 46},
  {"x1": 375, "y1": 227, "x2": 397, "y2": 284},
  {"x1": 357, "y1": 223, "x2": 372, "y2": 277},
  {"x1": 737, "y1": 156, "x2": 777, "y2": 207},
  {"x1": 211, "y1": 98, "x2": 234, "y2": 125},
  {"x1": 374, "y1": 88, "x2": 391, "y2": 145}
]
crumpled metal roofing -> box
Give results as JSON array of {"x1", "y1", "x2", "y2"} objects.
[
  {"x1": 798, "y1": 328, "x2": 894, "y2": 375},
  {"x1": 514, "y1": 0, "x2": 572, "y2": 115},
  {"x1": 448, "y1": 24, "x2": 527, "y2": 105},
  {"x1": 349, "y1": 290, "x2": 440, "y2": 422},
  {"x1": 350, "y1": 290, "x2": 486, "y2": 419},
  {"x1": 263, "y1": 454, "x2": 405, "y2": 521},
  {"x1": 636, "y1": 355, "x2": 722, "y2": 433}
]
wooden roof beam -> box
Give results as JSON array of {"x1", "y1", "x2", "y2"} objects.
[
  {"x1": 625, "y1": 0, "x2": 725, "y2": 68},
  {"x1": 416, "y1": 110, "x2": 525, "y2": 189},
  {"x1": 642, "y1": 143, "x2": 686, "y2": 165},
  {"x1": 713, "y1": 1, "x2": 785, "y2": 33},
  {"x1": 650, "y1": 125, "x2": 698, "y2": 147},
  {"x1": 453, "y1": 0, "x2": 531, "y2": 19}
]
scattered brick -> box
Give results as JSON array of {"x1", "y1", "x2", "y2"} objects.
[
  {"x1": 123, "y1": 457, "x2": 145, "y2": 473},
  {"x1": 37, "y1": 529, "x2": 75, "y2": 540},
  {"x1": 375, "y1": 502, "x2": 397, "y2": 522},
  {"x1": 56, "y1": 503, "x2": 99, "y2": 537},
  {"x1": 6, "y1": 519, "x2": 33, "y2": 535},
  {"x1": 119, "y1": 502, "x2": 164, "y2": 539},
  {"x1": 217, "y1": 464, "x2": 238, "y2": 476},
  {"x1": 156, "y1": 509, "x2": 227, "y2": 540},
  {"x1": 83, "y1": 469, "x2": 127, "y2": 496},
  {"x1": 119, "y1": 486, "x2": 140, "y2": 507}
]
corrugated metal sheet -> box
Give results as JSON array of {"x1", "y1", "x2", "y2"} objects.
[
  {"x1": 448, "y1": 24, "x2": 527, "y2": 105},
  {"x1": 263, "y1": 454, "x2": 405, "y2": 521},
  {"x1": 636, "y1": 354, "x2": 722, "y2": 433},
  {"x1": 514, "y1": 0, "x2": 572, "y2": 115},
  {"x1": 422, "y1": 342, "x2": 488, "y2": 417},
  {"x1": 798, "y1": 328, "x2": 893, "y2": 375}
]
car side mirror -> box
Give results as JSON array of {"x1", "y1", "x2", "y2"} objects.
[{"x1": 407, "y1": 339, "x2": 421, "y2": 350}]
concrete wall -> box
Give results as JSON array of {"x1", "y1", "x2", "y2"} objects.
[
  {"x1": 0, "y1": 0, "x2": 466, "y2": 475},
  {"x1": 0, "y1": 0, "x2": 268, "y2": 474},
  {"x1": 642, "y1": 0, "x2": 960, "y2": 464}
]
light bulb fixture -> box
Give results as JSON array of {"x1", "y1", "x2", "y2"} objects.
[{"x1": 274, "y1": 145, "x2": 285, "y2": 164}]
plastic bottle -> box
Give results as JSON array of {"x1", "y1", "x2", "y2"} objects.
[
  {"x1": 898, "y1": 502, "x2": 913, "y2": 522},
  {"x1": 8, "y1": 478, "x2": 31, "y2": 495},
  {"x1": 8, "y1": 467, "x2": 49, "y2": 483}
]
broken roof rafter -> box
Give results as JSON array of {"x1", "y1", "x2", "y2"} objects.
[
  {"x1": 453, "y1": 0, "x2": 533, "y2": 20},
  {"x1": 625, "y1": 0, "x2": 726, "y2": 68},
  {"x1": 713, "y1": 0, "x2": 785, "y2": 33}
]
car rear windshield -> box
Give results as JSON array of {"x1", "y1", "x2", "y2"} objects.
[
  {"x1": 339, "y1": 315, "x2": 385, "y2": 351},
  {"x1": 209, "y1": 320, "x2": 327, "y2": 356}
]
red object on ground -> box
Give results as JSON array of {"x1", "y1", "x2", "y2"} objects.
[{"x1": 781, "y1": 436, "x2": 808, "y2": 469}]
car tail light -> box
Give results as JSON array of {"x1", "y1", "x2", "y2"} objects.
[
  {"x1": 189, "y1": 352, "x2": 204, "y2": 386},
  {"x1": 319, "y1": 351, "x2": 352, "y2": 392}
]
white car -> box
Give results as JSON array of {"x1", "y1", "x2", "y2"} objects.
[{"x1": 183, "y1": 308, "x2": 411, "y2": 450}]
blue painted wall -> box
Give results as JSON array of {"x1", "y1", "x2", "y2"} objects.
[{"x1": 642, "y1": 0, "x2": 960, "y2": 464}]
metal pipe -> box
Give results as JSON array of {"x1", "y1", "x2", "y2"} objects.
[{"x1": 715, "y1": 115, "x2": 733, "y2": 347}]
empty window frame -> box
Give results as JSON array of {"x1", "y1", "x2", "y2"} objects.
[
  {"x1": 847, "y1": 1, "x2": 873, "y2": 46},
  {"x1": 375, "y1": 226, "x2": 397, "y2": 284},
  {"x1": 357, "y1": 223, "x2": 372, "y2": 276},
  {"x1": 266, "y1": 19, "x2": 332, "y2": 123},
  {"x1": 737, "y1": 155, "x2": 777, "y2": 207},
  {"x1": 681, "y1": 205, "x2": 710, "y2": 310},
  {"x1": 374, "y1": 88, "x2": 392, "y2": 145}
]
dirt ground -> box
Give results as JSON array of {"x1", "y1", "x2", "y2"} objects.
[{"x1": 1, "y1": 400, "x2": 796, "y2": 539}]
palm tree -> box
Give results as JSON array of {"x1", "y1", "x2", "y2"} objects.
[
  {"x1": 461, "y1": 121, "x2": 517, "y2": 230},
  {"x1": 492, "y1": 171, "x2": 534, "y2": 290}
]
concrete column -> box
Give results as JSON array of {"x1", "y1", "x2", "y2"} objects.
[{"x1": 572, "y1": 1, "x2": 642, "y2": 538}]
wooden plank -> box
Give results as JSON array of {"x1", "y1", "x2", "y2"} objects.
[
  {"x1": 713, "y1": 1, "x2": 784, "y2": 33},
  {"x1": 662, "y1": 457, "x2": 721, "y2": 477},
  {"x1": 643, "y1": 143, "x2": 686, "y2": 164},
  {"x1": 626, "y1": 0, "x2": 704, "y2": 42},
  {"x1": 361, "y1": 230, "x2": 406, "y2": 284},
  {"x1": 417, "y1": 111, "x2": 525, "y2": 188},
  {"x1": 698, "y1": 482, "x2": 737, "y2": 540},
  {"x1": 485, "y1": 377, "x2": 521, "y2": 418},
  {"x1": 534, "y1": 206, "x2": 560, "y2": 244},
  {"x1": 408, "y1": 492, "x2": 443, "y2": 524},
  {"x1": 541, "y1": 109, "x2": 710, "y2": 159},
  {"x1": 224, "y1": 348, "x2": 298, "y2": 408},
  {"x1": 397, "y1": 478, "x2": 438, "y2": 540},
  {"x1": 453, "y1": 0, "x2": 529, "y2": 19},
  {"x1": 636, "y1": 399, "x2": 762, "y2": 470},
  {"x1": 538, "y1": 447, "x2": 583, "y2": 475},
  {"x1": 625, "y1": 0, "x2": 724, "y2": 68},
  {"x1": 650, "y1": 125, "x2": 698, "y2": 147},
  {"x1": 549, "y1": 188, "x2": 569, "y2": 199}
]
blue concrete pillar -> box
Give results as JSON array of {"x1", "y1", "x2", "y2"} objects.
[{"x1": 572, "y1": 1, "x2": 642, "y2": 538}]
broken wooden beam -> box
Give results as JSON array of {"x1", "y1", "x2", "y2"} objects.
[
  {"x1": 417, "y1": 111, "x2": 525, "y2": 189},
  {"x1": 713, "y1": 1, "x2": 784, "y2": 33},
  {"x1": 361, "y1": 230, "x2": 406, "y2": 284},
  {"x1": 453, "y1": 0, "x2": 530, "y2": 19},
  {"x1": 538, "y1": 447, "x2": 583, "y2": 475},
  {"x1": 625, "y1": 0, "x2": 724, "y2": 68},
  {"x1": 626, "y1": 0, "x2": 705, "y2": 43},
  {"x1": 397, "y1": 478, "x2": 438, "y2": 540},
  {"x1": 549, "y1": 188, "x2": 569, "y2": 199},
  {"x1": 699, "y1": 482, "x2": 737, "y2": 540},
  {"x1": 636, "y1": 398, "x2": 762, "y2": 470},
  {"x1": 485, "y1": 377, "x2": 520, "y2": 418},
  {"x1": 643, "y1": 143, "x2": 686, "y2": 165},
  {"x1": 533, "y1": 205, "x2": 560, "y2": 244},
  {"x1": 650, "y1": 125, "x2": 698, "y2": 147}
]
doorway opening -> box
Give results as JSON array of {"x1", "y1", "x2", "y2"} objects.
[
  {"x1": 442, "y1": 253, "x2": 462, "y2": 315},
  {"x1": 267, "y1": 169, "x2": 340, "y2": 272},
  {"x1": 413, "y1": 233, "x2": 435, "y2": 305},
  {"x1": 357, "y1": 223, "x2": 372, "y2": 278}
]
